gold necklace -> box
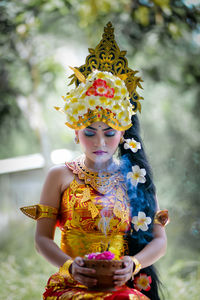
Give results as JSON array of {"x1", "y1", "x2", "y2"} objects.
[{"x1": 66, "y1": 155, "x2": 125, "y2": 194}]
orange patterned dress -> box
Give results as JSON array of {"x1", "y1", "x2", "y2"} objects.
[{"x1": 42, "y1": 160, "x2": 150, "y2": 300}]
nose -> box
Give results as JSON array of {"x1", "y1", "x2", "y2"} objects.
[{"x1": 95, "y1": 134, "x2": 106, "y2": 148}]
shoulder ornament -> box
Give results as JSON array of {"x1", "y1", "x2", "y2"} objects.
[
  {"x1": 20, "y1": 204, "x2": 58, "y2": 220},
  {"x1": 154, "y1": 210, "x2": 169, "y2": 227}
]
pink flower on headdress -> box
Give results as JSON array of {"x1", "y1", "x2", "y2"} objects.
[
  {"x1": 86, "y1": 86, "x2": 97, "y2": 96},
  {"x1": 134, "y1": 273, "x2": 152, "y2": 291},
  {"x1": 86, "y1": 79, "x2": 115, "y2": 98}
]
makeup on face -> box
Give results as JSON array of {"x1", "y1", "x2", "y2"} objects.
[
  {"x1": 84, "y1": 126, "x2": 116, "y2": 138},
  {"x1": 76, "y1": 121, "x2": 124, "y2": 170}
]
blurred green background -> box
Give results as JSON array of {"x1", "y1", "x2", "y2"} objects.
[{"x1": 0, "y1": 0, "x2": 200, "y2": 299}]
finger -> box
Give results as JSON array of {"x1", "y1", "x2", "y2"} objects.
[
  {"x1": 114, "y1": 265, "x2": 132, "y2": 275},
  {"x1": 113, "y1": 273, "x2": 130, "y2": 281},
  {"x1": 123, "y1": 261, "x2": 129, "y2": 268},
  {"x1": 114, "y1": 278, "x2": 127, "y2": 286},
  {"x1": 75, "y1": 274, "x2": 97, "y2": 287},
  {"x1": 75, "y1": 265, "x2": 96, "y2": 276},
  {"x1": 74, "y1": 257, "x2": 84, "y2": 267},
  {"x1": 114, "y1": 273, "x2": 130, "y2": 286}
]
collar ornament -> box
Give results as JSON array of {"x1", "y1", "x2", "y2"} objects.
[{"x1": 66, "y1": 156, "x2": 125, "y2": 194}]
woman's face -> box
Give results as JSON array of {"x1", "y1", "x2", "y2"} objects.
[{"x1": 76, "y1": 121, "x2": 124, "y2": 169}]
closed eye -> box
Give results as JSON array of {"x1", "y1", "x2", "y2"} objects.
[
  {"x1": 84, "y1": 129, "x2": 95, "y2": 137},
  {"x1": 104, "y1": 130, "x2": 116, "y2": 137}
]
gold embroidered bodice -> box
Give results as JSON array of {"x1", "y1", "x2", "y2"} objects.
[
  {"x1": 58, "y1": 172, "x2": 130, "y2": 259},
  {"x1": 20, "y1": 157, "x2": 169, "y2": 260}
]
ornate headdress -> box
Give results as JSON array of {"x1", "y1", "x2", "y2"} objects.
[{"x1": 55, "y1": 22, "x2": 143, "y2": 131}]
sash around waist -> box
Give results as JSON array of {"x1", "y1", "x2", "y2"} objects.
[{"x1": 60, "y1": 229, "x2": 128, "y2": 259}]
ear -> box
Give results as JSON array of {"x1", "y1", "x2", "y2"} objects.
[
  {"x1": 120, "y1": 131, "x2": 125, "y2": 138},
  {"x1": 75, "y1": 130, "x2": 79, "y2": 137}
]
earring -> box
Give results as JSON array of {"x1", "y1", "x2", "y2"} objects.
[
  {"x1": 120, "y1": 137, "x2": 124, "y2": 144},
  {"x1": 75, "y1": 136, "x2": 79, "y2": 144}
]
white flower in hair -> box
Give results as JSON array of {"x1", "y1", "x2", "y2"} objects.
[
  {"x1": 131, "y1": 211, "x2": 152, "y2": 231},
  {"x1": 127, "y1": 165, "x2": 146, "y2": 186},
  {"x1": 124, "y1": 138, "x2": 141, "y2": 153}
]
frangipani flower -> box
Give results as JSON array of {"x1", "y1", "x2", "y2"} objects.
[
  {"x1": 134, "y1": 273, "x2": 152, "y2": 291},
  {"x1": 124, "y1": 138, "x2": 141, "y2": 153},
  {"x1": 131, "y1": 211, "x2": 151, "y2": 232},
  {"x1": 127, "y1": 165, "x2": 146, "y2": 186}
]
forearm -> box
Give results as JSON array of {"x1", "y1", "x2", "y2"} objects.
[
  {"x1": 134, "y1": 235, "x2": 167, "y2": 269},
  {"x1": 35, "y1": 235, "x2": 70, "y2": 268}
]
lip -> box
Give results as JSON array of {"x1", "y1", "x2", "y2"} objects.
[{"x1": 93, "y1": 150, "x2": 107, "y2": 155}]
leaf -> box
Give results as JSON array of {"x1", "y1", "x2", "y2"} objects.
[{"x1": 69, "y1": 66, "x2": 86, "y2": 83}]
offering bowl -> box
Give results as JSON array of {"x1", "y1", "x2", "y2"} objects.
[{"x1": 83, "y1": 259, "x2": 124, "y2": 291}]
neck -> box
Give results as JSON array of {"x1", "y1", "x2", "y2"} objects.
[{"x1": 83, "y1": 156, "x2": 115, "y2": 172}]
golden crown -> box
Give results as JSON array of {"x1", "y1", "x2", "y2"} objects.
[
  {"x1": 56, "y1": 22, "x2": 143, "y2": 131},
  {"x1": 68, "y1": 22, "x2": 143, "y2": 112}
]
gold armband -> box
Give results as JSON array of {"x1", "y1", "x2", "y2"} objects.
[
  {"x1": 59, "y1": 259, "x2": 74, "y2": 280},
  {"x1": 130, "y1": 256, "x2": 141, "y2": 278},
  {"x1": 20, "y1": 204, "x2": 58, "y2": 220},
  {"x1": 154, "y1": 210, "x2": 169, "y2": 227}
]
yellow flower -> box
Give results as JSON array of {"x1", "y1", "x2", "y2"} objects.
[
  {"x1": 88, "y1": 98, "x2": 96, "y2": 106},
  {"x1": 77, "y1": 103, "x2": 86, "y2": 112},
  {"x1": 115, "y1": 79, "x2": 122, "y2": 86},
  {"x1": 69, "y1": 115, "x2": 76, "y2": 123},
  {"x1": 71, "y1": 97, "x2": 78, "y2": 103},
  {"x1": 112, "y1": 103, "x2": 121, "y2": 111},
  {"x1": 113, "y1": 95, "x2": 121, "y2": 101},
  {"x1": 97, "y1": 72, "x2": 105, "y2": 79},
  {"x1": 64, "y1": 103, "x2": 71, "y2": 111},
  {"x1": 121, "y1": 87, "x2": 127, "y2": 95}
]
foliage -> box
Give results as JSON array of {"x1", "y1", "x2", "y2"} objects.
[{"x1": 0, "y1": 0, "x2": 200, "y2": 298}]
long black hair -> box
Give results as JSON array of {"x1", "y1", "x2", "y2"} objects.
[{"x1": 118, "y1": 114, "x2": 162, "y2": 300}]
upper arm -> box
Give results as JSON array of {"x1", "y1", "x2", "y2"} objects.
[
  {"x1": 39, "y1": 165, "x2": 66, "y2": 208},
  {"x1": 153, "y1": 195, "x2": 167, "y2": 242},
  {"x1": 35, "y1": 165, "x2": 73, "y2": 240}
]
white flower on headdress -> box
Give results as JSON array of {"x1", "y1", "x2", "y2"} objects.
[
  {"x1": 127, "y1": 165, "x2": 146, "y2": 186},
  {"x1": 62, "y1": 70, "x2": 134, "y2": 128},
  {"x1": 124, "y1": 138, "x2": 141, "y2": 153},
  {"x1": 131, "y1": 211, "x2": 151, "y2": 231},
  {"x1": 71, "y1": 102, "x2": 87, "y2": 119}
]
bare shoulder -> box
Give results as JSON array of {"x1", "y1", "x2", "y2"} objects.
[
  {"x1": 47, "y1": 164, "x2": 74, "y2": 190},
  {"x1": 39, "y1": 163, "x2": 74, "y2": 208}
]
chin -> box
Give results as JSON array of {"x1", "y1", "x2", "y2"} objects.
[{"x1": 93, "y1": 154, "x2": 110, "y2": 163}]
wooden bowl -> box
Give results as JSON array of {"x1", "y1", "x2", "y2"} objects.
[{"x1": 83, "y1": 259, "x2": 124, "y2": 291}]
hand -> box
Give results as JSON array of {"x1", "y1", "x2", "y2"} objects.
[
  {"x1": 113, "y1": 256, "x2": 134, "y2": 287},
  {"x1": 71, "y1": 257, "x2": 97, "y2": 288}
]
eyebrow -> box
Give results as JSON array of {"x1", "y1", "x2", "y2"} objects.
[{"x1": 86, "y1": 126, "x2": 113, "y2": 131}]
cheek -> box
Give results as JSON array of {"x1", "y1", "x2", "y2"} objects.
[
  {"x1": 79, "y1": 134, "x2": 93, "y2": 149},
  {"x1": 107, "y1": 134, "x2": 121, "y2": 148}
]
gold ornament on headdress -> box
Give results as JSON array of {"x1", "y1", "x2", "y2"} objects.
[
  {"x1": 56, "y1": 22, "x2": 144, "y2": 131},
  {"x1": 68, "y1": 22, "x2": 143, "y2": 113}
]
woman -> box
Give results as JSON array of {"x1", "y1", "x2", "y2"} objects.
[{"x1": 21, "y1": 23, "x2": 168, "y2": 299}]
